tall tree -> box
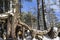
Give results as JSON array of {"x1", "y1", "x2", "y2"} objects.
[
  {"x1": 42, "y1": 0, "x2": 47, "y2": 30},
  {"x1": 37, "y1": 0, "x2": 47, "y2": 30},
  {"x1": 11, "y1": 0, "x2": 20, "y2": 40},
  {"x1": 19, "y1": 0, "x2": 21, "y2": 19},
  {"x1": 37, "y1": 0, "x2": 40, "y2": 30}
]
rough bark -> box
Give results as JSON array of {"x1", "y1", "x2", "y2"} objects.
[
  {"x1": 42, "y1": 0, "x2": 47, "y2": 30},
  {"x1": 37, "y1": 0, "x2": 40, "y2": 30},
  {"x1": 7, "y1": 16, "x2": 11, "y2": 39},
  {"x1": 11, "y1": 0, "x2": 19, "y2": 40}
]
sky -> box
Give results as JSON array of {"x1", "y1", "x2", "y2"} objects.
[{"x1": 21, "y1": 0, "x2": 60, "y2": 21}]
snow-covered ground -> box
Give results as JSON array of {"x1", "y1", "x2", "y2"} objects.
[
  {"x1": 0, "y1": 36, "x2": 59, "y2": 40},
  {"x1": 17, "y1": 36, "x2": 60, "y2": 40},
  {"x1": 43, "y1": 36, "x2": 60, "y2": 40},
  {"x1": 43, "y1": 27, "x2": 59, "y2": 40}
]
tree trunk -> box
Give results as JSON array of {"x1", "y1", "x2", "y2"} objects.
[
  {"x1": 37, "y1": 0, "x2": 40, "y2": 30},
  {"x1": 20, "y1": 0, "x2": 21, "y2": 15},
  {"x1": 42, "y1": 0, "x2": 47, "y2": 30},
  {"x1": 11, "y1": 0, "x2": 19, "y2": 40},
  {"x1": 19, "y1": 0, "x2": 21, "y2": 20},
  {"x1": 7, "y1": 17, "x2": 11, "y2": 39}
]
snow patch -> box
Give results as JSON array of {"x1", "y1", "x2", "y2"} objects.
[
  {"x1": 43, "y1": 36, "x2": 59, "y2": 40},
  {"x1": 27, "y1": 30, "x2": 30, "y2": 33},
  {"x1": 53, "y1": 27, "x2": 58, "y2": 32},
  {"x1": 6, "y1": 10, "x2": 14, "y2": 16},
  {"x1": 0, "y1": 14, "x2": 8, "y2": 17},
  {"x1": 14, "y1": 8, "x2": 16, "y2": 13},
  {"x1": 24, "y1": 38, "x2": 26, "y2": 40},
  {"x1": 32, "y1": 38, "x2": 36, "y2": 40}
]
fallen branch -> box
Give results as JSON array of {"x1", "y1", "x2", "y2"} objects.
[{"x1": 18, "y1": 20, "x2": 51, "y2": 36}]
